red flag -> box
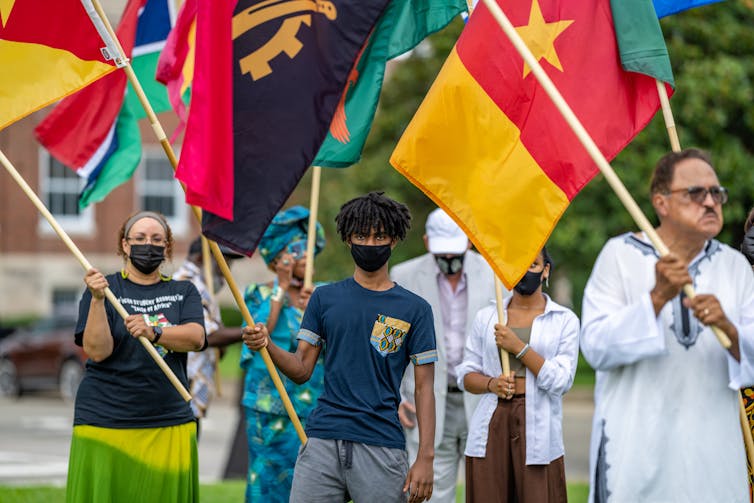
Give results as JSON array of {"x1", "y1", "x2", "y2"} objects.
[{"x1": 0, "y1": 0, "x2": 118, "y2": 129}]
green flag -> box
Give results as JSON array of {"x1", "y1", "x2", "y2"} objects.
[
  {"x1": 313, "y1": 0, "x2": 466, "y2": 168},
  {"x1": 611, "y1": 0, "x2": 675, "y2": 86}
]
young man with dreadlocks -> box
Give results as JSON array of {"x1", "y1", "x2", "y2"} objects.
[{"x1": 243, "y1": 192, "x2": 437, "y2": 503}]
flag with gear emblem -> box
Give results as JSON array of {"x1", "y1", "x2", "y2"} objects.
[{"x1": 177, "y1": 0, "x2": 389, "y2": 255}]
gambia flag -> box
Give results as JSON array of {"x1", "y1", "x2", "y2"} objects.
[
  {"x1": 178, "y1": 0, "x2": 389, "y2": 254},
  {"x1": 0, "y1": 0, "x2": 117, "y2": 130},
  {"x1": 390, "y1": 0, "x2": 672, "y2": 288},
  {"x1": 35, "y1": 0, "x2": 175, "y2": 208}
]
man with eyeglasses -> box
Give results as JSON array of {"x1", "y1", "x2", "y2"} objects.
[{"x1": 580, "y1": 148, "x2": 754, "y2": 502}]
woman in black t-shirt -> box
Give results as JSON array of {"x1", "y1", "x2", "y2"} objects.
[{"x1": 66, "y1": 211, "x2": 206, "y2": 503}]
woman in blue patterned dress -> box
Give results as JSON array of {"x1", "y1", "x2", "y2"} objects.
[{"x1": 241, "y1": 206, "x2": 326, "y2": 502}]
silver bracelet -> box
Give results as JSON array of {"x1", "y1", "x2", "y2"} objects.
[{"x1": 515, "y1": 344, "x2": 530, "y2": 360}]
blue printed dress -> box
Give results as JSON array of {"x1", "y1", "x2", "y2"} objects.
[{"x1": 240, "y1": 280, "x2": 325, "y2": 503}]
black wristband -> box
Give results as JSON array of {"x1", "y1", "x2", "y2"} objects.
[{"x1": 152, "y1": 325, "x2": 163, "y2": 344}]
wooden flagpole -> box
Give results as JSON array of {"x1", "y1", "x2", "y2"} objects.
[
  {"x1": 494, "y1": 278, "x2": 511, "y2": 376},
  {"x1": 478, "y1": 0, "x2": 731, "y2": 348},
  {"x1": 90, "y1": 0, "x2": 307, "y2": 442},
  {"x1": 304, "y1": 166, "x2": 322, "y2": 290},
  {"x1": 0, "y1": 149, "x2": 191, "y2": 401}
]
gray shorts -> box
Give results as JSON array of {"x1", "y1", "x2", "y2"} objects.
[{"x1": 289, "y1": 437, "x2": 409, "y2": 503}]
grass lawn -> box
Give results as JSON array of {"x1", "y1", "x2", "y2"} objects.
[{"x1": 0, "y1": 480, "x2": 589, "y2": 502}]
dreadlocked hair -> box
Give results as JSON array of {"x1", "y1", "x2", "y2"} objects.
[{"x1": 335, "y1": 191, "x2": 412, "y2": 242}]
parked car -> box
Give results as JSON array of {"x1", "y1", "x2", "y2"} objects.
[{"x1": 0, "y1": 316, "x2": 86, "y2": 402}]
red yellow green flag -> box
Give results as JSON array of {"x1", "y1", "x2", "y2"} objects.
[
  {"x1": 0, "y1": 0, "x2": 117, "y2": 130},
  {"x1": 391, "y1": 0, "x2": 665, "y2": 288}
]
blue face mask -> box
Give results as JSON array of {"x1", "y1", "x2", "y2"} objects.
[{"x1": 350, "y1": 244, "x2": 392, "y2": 272}]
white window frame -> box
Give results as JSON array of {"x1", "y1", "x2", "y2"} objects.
[
  {"x1": 37, "y1": 149, "x2": 94, "y2": 236},
  {"x1": 135, "y1": 147, "x2": 188, "y2": 236}
]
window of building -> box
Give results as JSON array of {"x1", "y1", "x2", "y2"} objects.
[
  {"x1": 136, "y1": 149, "x2": 188, "y2": 236},
  {"x1": 38, "y1": 150, "x2": 94, "y2": 235}
]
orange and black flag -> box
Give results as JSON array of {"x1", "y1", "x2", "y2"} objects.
[
  {"x1": 391, "y1": 0, "x2": 670, "y2": 288},
  {"x1": 176, "y1": 0, "x2": 389, "y2": 255},
  {"x1": 0, "y1": 0, "x2": 118, "y2": 130}
]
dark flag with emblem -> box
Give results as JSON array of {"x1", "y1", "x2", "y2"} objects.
[{"x1": 177, "y1": 0, "x2": 389, "y2": 254}]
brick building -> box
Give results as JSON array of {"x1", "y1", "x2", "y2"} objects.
[{"x1": 0, "y1": 108, "x2": 270, "y2": 321}]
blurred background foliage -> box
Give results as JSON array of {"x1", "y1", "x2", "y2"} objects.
[{"x1": 284, "y1": 1, "x2": 754, "y2": 314}]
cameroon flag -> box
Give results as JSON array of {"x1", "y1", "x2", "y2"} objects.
[
  {"x1": 391, "y1": 0, "x2": 670, "y2": 288},
  {"x1": 0, "y1": 0, "x2": 117, "y2": 130}
]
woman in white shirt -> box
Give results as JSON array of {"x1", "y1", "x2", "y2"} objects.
[{"x1": 456, "y1": 247, "x2": 579, "y2": 502}]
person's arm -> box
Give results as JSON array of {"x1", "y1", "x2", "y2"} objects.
[
  {"x1": 265, "y1": 252, "x2": 296, "y2": 334},
  {"x1": 241, "y1": 323, "x2": 321, "y2": 384},
  {"x1": 403, "y1": 362, "x2": 435, "y2": 503},
  {"x1": 207, "y1": 326, "x2": 243, "y2": 348},
  {"x1": 530, "y1": 312, "x2": 580, "y2": 395},
  {"x1": 125, "y1": 315, "x2": 205, "y2": 351},
  {"x1": 81, "y1": 268, "x2": 114, "y2": 362}
]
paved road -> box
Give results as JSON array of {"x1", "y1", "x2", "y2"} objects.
[{"x1": 0, "y1": 383, "x2": 594, "y2": 487}]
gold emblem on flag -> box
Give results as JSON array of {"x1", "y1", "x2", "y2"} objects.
[{"x1": 233, "y1": 0, "x2": 338, "y2": 81}]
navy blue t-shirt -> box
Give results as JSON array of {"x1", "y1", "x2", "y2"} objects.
[
  {"x1": 297, "y1": 278, "x2": 437, "y2": 449},
  {"x1": 73, "y1": 273, "x2": 204, "y2": 428}
]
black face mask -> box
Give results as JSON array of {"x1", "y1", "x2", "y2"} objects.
[
  {"x1": 129, "y1": 244, "x2": 165, "y2": 274},
  {"x1": 514, "y1": 269, "x2": 543, "y2": 296},
  {"x1": 350, "y1": 244, "x2": 392, "y2": 272},
  {"x1": 742, "y1": 228, "x2": 754, "y2": 265},
  {"x1": 435, "y1": 254, "x2": 465, "y2": 275}
]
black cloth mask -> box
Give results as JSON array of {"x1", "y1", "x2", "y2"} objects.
[
  {"x1": 435, "y1": 254, "x2": 465, "y2": 275},
  {"x1": 350, "y1": 244, "x2": 392, "y2": 272},
  {"x1": 742, "y1": 228, "x2": 754, "y2": 265},
  {"x1": 129, "y1": 244, "x2": 165, "y2": 274},
  {"x1": 514, "y1": 269, "x2": 543, "y2": 296}
]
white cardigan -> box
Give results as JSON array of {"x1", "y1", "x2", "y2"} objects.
[{"x1": 456, "y1": 295, "x2": 580, "y2": 465}]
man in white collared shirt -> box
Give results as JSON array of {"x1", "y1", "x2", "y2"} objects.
[
  {"x1": 391, "y1": 208, "x2": 496, "y2": 502},
  {"x1": 581, "y1": 149, "x2": 754, "y2": 502}
]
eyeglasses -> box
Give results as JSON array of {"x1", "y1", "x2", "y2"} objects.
[
  {"x1": 664, "y1": 186, "x2": 728, "y2": 205},
  {"x1": 127, "y1": 235, "x2": 166, "y2": 246}
]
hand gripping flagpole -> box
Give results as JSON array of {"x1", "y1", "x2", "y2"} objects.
[
  {"x1": 88, "y1": 0, "x2": 307, "y2": 442},
  {"x1": 0, "y1": 149, "x2": 191, "y2": 401},
  {"x1": 479, "y1": 0, "x2": 754, "y2": 467}
]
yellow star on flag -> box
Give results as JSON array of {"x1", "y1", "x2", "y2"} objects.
[
  {"x1": 0, "y1": 0, "x2": 16, "y2": 27},
  {"x1": 514, "y1": 0, "x2": 574, "y2": 78}
]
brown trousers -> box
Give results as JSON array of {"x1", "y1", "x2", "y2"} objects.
[{"x1": 466, "y1": 396, "x2": 567, "y2": 503}]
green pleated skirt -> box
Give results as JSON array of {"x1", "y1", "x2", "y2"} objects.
[{"x1": 66, "y1": 421, "x2": 199, "y2": 503}]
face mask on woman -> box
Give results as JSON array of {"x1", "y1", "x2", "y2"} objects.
[
  {"x1": 513, "y1": 269, "x2": 543, "y2": 296},
  {"x1": 129, "y1": 244, "x2": 165, "y2": 274}
]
